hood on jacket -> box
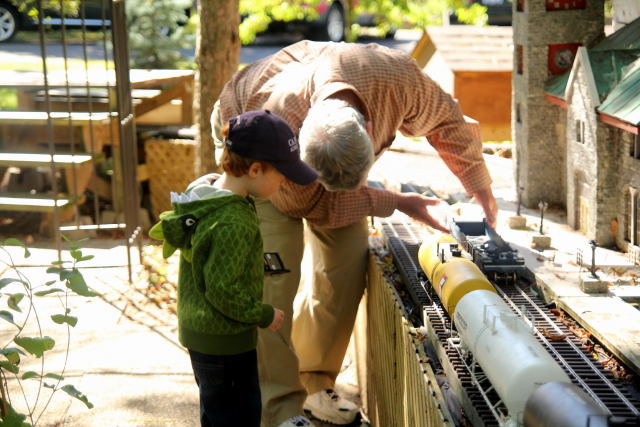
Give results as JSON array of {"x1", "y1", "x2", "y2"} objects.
[{"x1": 149, "y1": 174, "x2": 238, "y2": 261}]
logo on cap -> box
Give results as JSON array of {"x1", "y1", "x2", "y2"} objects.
[{"x1": 288, "y1": 137, "x2": 298, "y2": 152}]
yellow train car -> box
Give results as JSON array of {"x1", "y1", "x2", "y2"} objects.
[{"x1": 418, "y1": 233, "x2": 495, "y2": 315}]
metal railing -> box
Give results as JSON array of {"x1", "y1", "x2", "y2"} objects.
[{"x1": 0, "y1": 0, "x2": 140, "y2": 279}]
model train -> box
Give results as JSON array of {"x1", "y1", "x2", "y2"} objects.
[
  {"x1": 418, "y1": 232, "x2": 609, "y2": 426},
  {"x1": 449, "y1": 219, "x2": 527, "y2": 282}
]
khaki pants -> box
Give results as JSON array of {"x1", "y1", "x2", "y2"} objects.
[{"x1": 212, "y1": 101, "x2": 369, "y2": 426}]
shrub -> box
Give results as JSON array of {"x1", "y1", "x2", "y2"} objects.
[
  {"x1": 0, "y1": 237, "x2": 96, "y2": 426},
  {"x1": 126, "y1": 0, "x2": 195, "y2": 69}
]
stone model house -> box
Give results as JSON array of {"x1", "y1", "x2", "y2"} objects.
[
  {"x1": 513, "y1": 0, "x2": 640, "y2": 262},
  {"x1": 543, "y1": 17, "x2": 640, "y2": 259}
]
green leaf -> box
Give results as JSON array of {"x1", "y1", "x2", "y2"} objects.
[
  {"x1": 60, "y1": 269, "x2": 73, "y2": 281},
  {"x1": 61, "y1": 384, "x2": 94, "y2": 409},
  {"x1": 0, "y1": 402, "x2": 30, "y2": 427},
  {"x1": 0, "y1": 359, "x2": 19, "y2": 374},
  {"x1": 0, "y1": 310, "x2": 17, "y2": 326},
  {"x1": 21, "y1": 371, "x2": 40, "y2": 380},
  {"x1": 14, "y1": 336, "x2": 55, "y2": 358},
  {"x1": 3, "y1": 237, "x2": 24, "y2": 246},
  {"x1": 46, "y1": 266, "x2": 63, "y2": 274},
  {"x1": 0, "y1": 277, "x2": 25, "y2": 290},
  {"x1": 44, "y1": 372, "x2": 64, "y2": 380},
  {"x1": 70, "y1": 249, "x2": 83, "y2": 260},
  {"x1": 66, "y1": 270, "x2": 99, "y2": 297},
  {"x1": 0, "y1": 347, "x2": 24, "y2": 364},
  {"x1": 51, "y1": 314, "x2": 78, "y2": 327},
  {"x1": 34, "y1": 288, "x2": 65, "y2": 296},
  {"x1": 43, "y1": 382, "x2": 56, "y2": 389},
  {"x1": 78, "y1": 255, "x2": 95, "y2": 262},
  {"x1": 44, "y1": 280, "x2": 57, "y2": 286},
  {"x1": 8, "y1": 293, "x2": 25, "y2": 312},
  {"x1": 2, "y1": 237, "x2": 30, "y2": 258},
  {"x1": 51, "y1": 260, "x2": 65, "y2": 265}
]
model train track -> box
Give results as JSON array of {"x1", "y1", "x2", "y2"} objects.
[
  {"x1": 496, "y1": 284, "x2": 639, "y2": 420},
  {"x1": 380, "y1": 219, "x2": 640, "y2": 425}
]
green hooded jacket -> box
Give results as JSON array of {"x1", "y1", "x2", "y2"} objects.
[{"x1": 150, "y1": 174, "x2": 274, "y2": 355}]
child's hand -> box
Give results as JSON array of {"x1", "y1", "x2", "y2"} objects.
[{"x1": 268, "y1": 308, "x2": 284, "y2": 332}]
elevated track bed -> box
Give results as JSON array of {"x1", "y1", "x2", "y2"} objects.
[{"x1": 379, "y1": 219, "x2": 640, "y2": 426}]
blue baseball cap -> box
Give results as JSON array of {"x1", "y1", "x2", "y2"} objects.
[{"x1": 226, "y1": 110, "x2": 318, "y2": 186}]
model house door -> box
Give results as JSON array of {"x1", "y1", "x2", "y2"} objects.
[{"x1": 579, "y1": 196, "x2": 589, "y2": 235}]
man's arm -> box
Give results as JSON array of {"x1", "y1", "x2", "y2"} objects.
[
  {"x1": 399, "y1": 59, "x2": 496, "y2": 226},
  {"x1": 471, "y1": 186, "x2": 498, "y2": 229},
  {"x1": 271, "y1": 180, "x2": 454, "y2": 231}
]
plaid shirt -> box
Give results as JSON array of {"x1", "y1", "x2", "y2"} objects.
[{"x1": 219, "y1": 41, "x2": 491, "y2": 228}]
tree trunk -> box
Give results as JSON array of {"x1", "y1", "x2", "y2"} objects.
[{"x1": 193, "y1": 0, "x2": 241, "y2": 176}]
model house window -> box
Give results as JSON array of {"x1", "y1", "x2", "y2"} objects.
[
  {"x1": 632, "y1": 134, "x2": 640, "y2": 160},
  {"x1": 627, "y1": 188, "x2": 638, "y2": 245},
  {"x1": 517, "y1": 0, "x2": 525, "y2": 12},
  {"x1": 575, "y1": 120, "x2": 585, "y2": 143},
  {"x1": 546, "y1": 0, "x2": 586, "y2": 11},
  {"x1": 516, "y1": 104, "x2": 521, "y2": 123},
  {"x1": 517, "y1": 45, "x2": 524, "y2": 75}
]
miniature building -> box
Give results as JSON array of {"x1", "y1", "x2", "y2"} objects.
[
  {"x1": 423, "y1": 26, "x2": 513, "y2": 141},
  {"x1": 512, "y1": 0, "x2": 604, "y2": 207},
  {"x1": 543, "y1": 17, "x2": 640, "y2": 257}
]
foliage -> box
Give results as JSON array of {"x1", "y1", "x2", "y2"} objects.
[
  {"x1": 0, "y1": 89, "x2": 17, "y2": 111},
  {"x1": 0, "y1": 237, "x2": 96, "y2": 426},
  {"x1": 125, "y1": 0, "x2": 196, "y2": 69},
  {"x1": 16, "y1": 0, "x2": 81, "y2": 20},
  {"x1": 354, "y1": 0, "x2": 486, "y2": 31},
  {"x1": 239, "y1": 0, "x2": 323, "y2": 44},
  {"x1": 238, "y1": 0, "x2": 487, "y2": 44}
]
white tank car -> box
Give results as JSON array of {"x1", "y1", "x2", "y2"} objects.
[{"x1": 454, "y1": 289, "x2": 572, "y2": 423}]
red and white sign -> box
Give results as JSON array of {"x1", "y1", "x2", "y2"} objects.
[{"x1": 548, "y1": 43, "x2": 581, "y2": 75}]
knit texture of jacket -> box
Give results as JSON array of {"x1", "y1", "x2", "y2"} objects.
[{"x1": 151, "y1": 175, "x2": 274, "y2": 355}]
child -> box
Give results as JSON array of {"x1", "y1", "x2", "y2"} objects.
[{"x1": 150, "y1": 110, "x2": 318, "y2": 427}]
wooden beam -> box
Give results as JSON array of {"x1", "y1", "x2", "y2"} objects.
[
  {"x1": 0, "y1": 111, "x2": 114, "y2": 125},
  {"x1": 0, "y1": 153, "x2": 92, "y2": 167},
  {"x1": 598, "y1": 112, "x2": 639, "y2": 135},
  {"x1": 544, "y1": 93, "x2": 568, "y2": 108},
  {"x1": 134, "y1": 81, "x2": 188, "y2": 118},
  {"x1": 181, "y1": 78, "x2": 194, "y2": 125},
  {"x1": 0, "y1": 194, "x2": 72, "y2": 212}
]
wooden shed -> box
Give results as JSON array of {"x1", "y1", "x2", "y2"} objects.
[{"x1": 419, "y1": 25, "x2": 513, "y2": 142}]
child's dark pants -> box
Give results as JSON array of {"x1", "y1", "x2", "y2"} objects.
[{"x1": 189, "y1": 349, "x2": 261, "y2": 427}]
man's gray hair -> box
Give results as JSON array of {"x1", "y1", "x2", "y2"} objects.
[{"x1": 300, "y1": 98, "x2": 374, "y2": 191}]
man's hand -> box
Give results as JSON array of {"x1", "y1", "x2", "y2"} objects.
[
  {"x1": 472, "y1": 187, "x2": 498, "y2": 229},
  {"x1": 268, "y1": 308, "x2": 285, "y2": 332},
  {"x1": 396, "y1": 192, "x2": 449, "y2": 232}
]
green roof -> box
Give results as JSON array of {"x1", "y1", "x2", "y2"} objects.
[
  {"x1": 545, "y1": 72, "x2": 570, "y2": 100},
  {"x1": 592, "y1": 18, "x2": 640, "y2": 51},
  {"x1": 591, "y1": 50, "x2": 640, "y2": 100},
  {"x1": 544, "y1": 17, "x2": 640, "y2": 126},
  {"x1": 598, "y1": 59, "x2": 640, "y2": 125}
]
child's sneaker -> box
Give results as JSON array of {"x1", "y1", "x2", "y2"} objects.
[
  {"x1": 278, "y1": 415, "x2": 315, "y2": 427},
  {"x1": 303, "y1": 388, "x2": 359, "y2": 425}
]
